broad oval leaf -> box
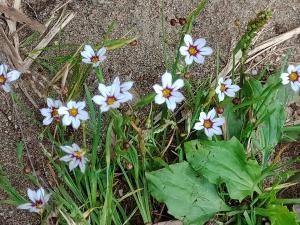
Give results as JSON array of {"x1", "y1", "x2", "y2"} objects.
[
  {"x1": 256, "y1": 205, "x2": 298, "y2": 225},
  {"x1": 146, "y1": 162, "x2": 230, "y2": 225},
  {"x1": 185, "y1": 137, "x2": 262, "y2": 201}
]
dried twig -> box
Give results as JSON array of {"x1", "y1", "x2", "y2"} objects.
[
  {"x1": 0, "y1": 26, "x2": 28, "y2": 72},
  {"x1": 23, "y1": 12, "x2": 75, "y2": 70},
  {"x1": 218, "y1": 26, "x2": 300, "y2": 81},
  {"x1": 0, "y1": 4, "x2": 45, "y2": 32}
]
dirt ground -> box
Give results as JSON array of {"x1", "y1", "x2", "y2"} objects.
[{"x1": 0, "y1": 0, "x2": 300, "y2": 224}]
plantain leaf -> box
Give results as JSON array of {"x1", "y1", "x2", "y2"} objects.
[
  {"x1": 146, "y1": 162, "x2": 230, "y2": 225},
  {"x1": 185, "y1": 137, "x2": 262, "y2": 201},
  {"x1": 256, "y1": 205, "x2": 298, "y2": 225}
]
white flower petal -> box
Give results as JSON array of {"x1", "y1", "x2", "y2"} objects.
[
  {"x1": 92, "y1": 95, "x2": 106, "y2": 105},
  {"x1": 0, "y1": 64, "x2": 6, "y2": 75},
  {"x1": 153, "y1": 84, "x2": 163, "y2": 94},
  {"x1": 291, "y1": 82, "x2": 300, "y2": 92},
  {"x1": 287, "y1": 65, "x2": 295, "y2": 74},
  {"x1": 62, "y1": 115, "x2": 72, "y2": 126},
  {"x1": 43, "y1": 193, "x2": 51, "y2": 203},
  {"x1": 213, "y1": 117, "x2": 225, "y2": 126},
  {"x1": 204, "y1": 128, "x2": 213, "y2": 137},
  {"x1": 76, "y1": 101, "x2": 86, "y2": 110},
  {"x1": 69, "y1": 159, "x2": 79, "y2": 171},
  {"x1": 212, "y1": 126, "x2": 222, "y2": 135},
  {"x1": 71, "y1": 117, "x2": 81, "y2": 129},
  {"x1": 120, "y1": 81, "x2": 133, "y2": 92},
  {"x1": 60, "y1": 155, "x2": 72, "y2": 162},
  {"x1": 2, "y1": 83, "x2": 11, "y2": 92},
  {"x1": 17, "y1": 203, "x2": 33, "y2": 210},
  {"x1": 199, "y1": 112, "x2": 207, "y2": 121},
  {"x1": 161, "y1": 72, "x2": 172, "y2": 87},
  {"x1": 179, "y1": 46, "x2": 189, "y2": 56},
  {"x1": 224, "y1": 79, "x2": 232, "y2": 85},
  {"x1": 218, "y1": 92, "x2": 225, "y2": 102},
  {"x1": 154, "y1": 94, "x2": 166, "y2": 104},
  {"x1": 78, "y1": 110, "x2": 89, "y2": 121},
  {"x1": 184, "y1": 34, "x2": 193, "y2": 46},
  {"x1": 27, "y1": 188, "x2": 37, "y2": 202},
  {"x1": 171, "y1": 91, "x2": 185, "y2": 103},
  {"x1": 185, "y1": 55, "x2": 194, "y2": 65},
  {"x1": 172, "y1": 79, "x2": 184, "y2": 90},
  {"x1": 218, "y1": 77, "x2": 224, "y2": 85},
  {"x1": 225, "y1": 90, "x2": 236, "y2": 97},
  {"x1": 82, "y1": 58, "x2": 92, "y2": 64},
  {"x1": 98, "y1": 83, "x2": 109, "y2": 97},
  {"x1": 194, "y1": 38, "x2": 206, "y2": 48},
  {"x1": 46, "y1": 98, "x2": 54, "y2": 107},
  {"x1": 40, "y1": 108, "x2": 51, "y2": 116},
  {"x1": 97, "y1": 47, "x2": 106, "y2": 56},
  {"x1": 67, "y1": 101, "x2": 76, "y2": 109},
  {"x1": 200, "y1": 47, "x2": 213, "y2": 56},
  {"x1": 100, "y1": 104, "x2": 110, "y2": 112},
  {"x1": 43, "y1": 116, "x2": 53, "y2": 125},
  {"x1": 83, "y1": 45, "x2": 95, "y2": 56},
  {"x1": 79, "y1": 160, "x2": 86, "y2": 173},
  {"x1": 54, "y1": 100, "x2": 63, "y2": 108},
  {"x1": 194, "y1": 54, "x2": 204, "y2": 64},
  {"x1": 229, "y1": 84, "x2": 240, "y2": 92},
  {"x1": 36, "y1": 188, "x2": 45, "y2": 200},
  {"x1": 72, "y1": 143, "x2": 80, "y2": 150},
  {"x1": 194, "y1": 122, "x2": 204, "y2": 130},
  {"x1": 6, "y1": 70, "x2": 21, "y2": 82},
  {"x1": 166, "y1": 98, "x2": 176, "y2": 111},
  {"x1": 207, "y1": 108, "x2": 216, "y2": 120},
  {"x1": 60, "y1": 145, "x2": 75, "y2": 153}
]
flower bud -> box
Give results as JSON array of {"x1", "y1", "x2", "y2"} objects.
[
  {"x1": 23, "y1": 165, "x2": 31, "y2": 174},
  {"x1": 126, "y1": 163, "x2": 133, "y2": 170},
  {"x1": 232, "y1": 97, "x2": 241, "y2": 105},
  {"x1": 130, "y1": 40, "x2": 138, "y2": 46},
  {"x1": 216, "y1": 106, "x2": 224, "y2": 114},
  {"x1": 179, "y1": 17, "x2": 187, "y2": 25},
  {"x1": 170, "y1": 19, "x2": 177, "y2": 26},
  {"x1": 123, "y1": 141, "x2": 130, "y2": 150}
]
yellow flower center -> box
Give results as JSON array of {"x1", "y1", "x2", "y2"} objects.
[
  {"x1": 73, "y1": 150, "x2": 84, "y2": 159},
  {"x1": 289, "y1": 72, "x2": 299, "y2": 82},
  {"x1": 0, "y1": 75, "x2": 6, "y2": 85},
  {"x1": 220, "y1": 84, "x2": 227, "y2": 92},
  {"x1": 188, "y1": 46, "x2": 198, "y2": 56},
  {"x1": 203, "y1": 119, "x2": 213, "y2": 129},
  {"x1": 91, "y1": 56, "x2": 99, "y2": 64},
  {"x1": 69, "y1": 107, "x2": 78, "y2": 117},
  {"x1": 162, "y1": 88, "x2": 172, "y2": 98},
  {"x1": 51, "y1": 108, "x2": 59, "y2": 117},
  {"x1": 106, "y1": 96, "x2": 116, "y2": 105},
  {"x1": 34, "y1": 200, "x2": 43, "y2": 209}
]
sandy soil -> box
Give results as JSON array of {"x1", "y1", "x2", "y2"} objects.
[{"x1": 0, "y1": 0, "x2": 300, "y2": 224}]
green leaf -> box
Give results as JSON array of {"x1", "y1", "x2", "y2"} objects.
[
  {"x1": 185, "y1": 137, "x2": 262, "y2": 201},
  {"x1": 256, "y1": 205, "x2": 298, "y2": 225},
  {"x1": 255, "y1": 102, "x2": 286, "y2": 166},
  {"x1": 134, "y1": 93, "x2": 155, "y2": 109},
  {"x1": 102, "y1": 38, "x2": 136, "y2": 50},
  {"x1": 223, "y1": 99, "x2": 244, "y2": 139},
  {"x1": 16, "y1": 142, "x2": 24, "y2": 165},
  {"x1": 146, "y1": 162, "x2": 230, "y2": 225}
]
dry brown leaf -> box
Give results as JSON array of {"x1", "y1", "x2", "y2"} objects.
[
  {"x1": 0, "y1": 26, "x2": 28, "y2": 72},
  {"x1": 23, "y1": 12, "x2": 75, "y2": 70},
  {"x1": 0, "y1": 4, "x2": 45, "y2": 33}
]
